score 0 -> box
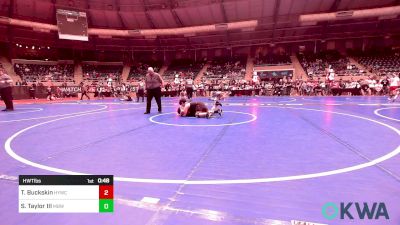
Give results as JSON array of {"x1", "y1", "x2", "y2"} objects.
[{"x1": 99, "y1": 184, "x2": 113, "y2": 213}]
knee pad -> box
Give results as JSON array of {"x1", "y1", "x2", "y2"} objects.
[{"x1": 196, "y1": 112, "x2": 208, "y2": 118}]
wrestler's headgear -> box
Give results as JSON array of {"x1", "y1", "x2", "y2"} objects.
[{"x1": 179, "y1": 98, "x2": 187, "y2": 105}]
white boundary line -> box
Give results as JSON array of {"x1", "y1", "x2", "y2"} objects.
[
  {"x1": 149, "y1": 111, "x2": 257, "y2": 127},
  {"x1": 0, "y1": 108, "x2": 43, "y2": 115},
  {"x1": 229, "y1": 97, "x2": 297, "y2": 104},
  {"x1": 0, "y1": 105, "x2": 108, "y2": 123},
  {"x1": 4, "y1": 105, "x2": 400, "y2": 184},
  {"x1": 162, "y1": 97, "x2": 297, "y2": 103},
  {"x1": 301, "y1": 97, "x2": 399, "y2": 105},
  {"x1": 5, "y1": 107, "x2": 144, "y2": 175},
  {"x1": 374, "y1": 107, "x2": 400, "y2": 122},
  {"x1": 258, "y1": 98, "x2": 297, "y2": 103},
  {"x1": 58, "y1": 102, "x2": 142, "y2": 105}
]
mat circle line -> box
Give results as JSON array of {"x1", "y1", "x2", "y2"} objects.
[
  {"x1": 374, "y1": 107, "x2": 400, "y2": 122},
  {"x1": 4, "y1": 105, "x2": 400, "y2": 185},
  {"x1": 0, "y1": 107, "x2": 43, "y2": 115},
  {"x1": 149, "y1": 111, "x2": 257, "y2": 127},
  {"x1": 0, "y1": 104, "x2": 108, "y2": 123}
]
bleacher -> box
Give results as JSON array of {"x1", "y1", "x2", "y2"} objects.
[
  {"x1": 202, "y1": 56, "x2": 246, "y2": 82},
  {"x1": 127, "y1": 61, "x2": 162, "y2": 82},
  {"x1": 163, "y1": 59, "x2": 204, "y2": 82},
  {"x1": 82, "y1": 63, "x2": 123, "y2": 83},
  {"x1": 254, "y1": 53, "x2": 291, "y2": 66},
  {"x1": 356, "y1": 52, "x2": 400, "y2": 75},
  {"x1": 13, "y1": 61, "x2": 74, "y2": 83},
  {"x1": 298, "y1": 51, "x2": 365, "y2": 77}
]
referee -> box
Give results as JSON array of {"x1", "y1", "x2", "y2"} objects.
[
  {"x1": 0, "y1": 71, "x2": 14, "y2": 111},
  {"x1": 144, "y1": 67, "x2": 163, "y2": 114},
  {"x1": 186, "y1": 76, "x2": 194, "y2": 99}
]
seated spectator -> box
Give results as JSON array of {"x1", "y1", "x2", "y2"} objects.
[
  {"x1": 298, "y1": 51, "x2": 364, "y2": 78},
  {"x1": 203, "y1": 56, "x2": 246, "y2": 83},
  {"x1": 128, "y1": 60, "x2": 162, "y2": 82},
  {"x1": 82, "y1": 64, "x2": 123, "y2": 82},
  {"x1": 14, "y1": 62, "x2": 74, "y2": 83},
  {"x1": 254, "y1": 53, "x2": 291, "y2": 66},
  {"x1": 163, "y1": 59, "x2": 204, "y2": 83}
]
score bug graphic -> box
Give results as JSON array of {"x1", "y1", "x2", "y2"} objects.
[{"x1": 19, "y1": 175, "x2": 114, "y2": 213}]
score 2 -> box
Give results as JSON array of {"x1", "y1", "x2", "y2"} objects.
[{"x1": 99, "y1": 185, "x2": 113, "y2": 199}]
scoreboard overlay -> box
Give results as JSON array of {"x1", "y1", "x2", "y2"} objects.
[{"x1": 19, "y1": 175, "x2": 113, "y2": 213}]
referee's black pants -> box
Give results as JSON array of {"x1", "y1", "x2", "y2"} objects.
[
  {"x1": 186, "y1": 87, "x2": 193, "y2": 99},
  {"x1": 0, "y1": 86, "x2": 14, "y2": 110},
  {"x1": 146, "y1": 87, "x2": 162, "y2": 113},
  {"x1": 80, "y1": 91, "x2": 90, "y2": 100},
  {"x1": 136, "y1": 90, "x2": 144, "y2": 102}
]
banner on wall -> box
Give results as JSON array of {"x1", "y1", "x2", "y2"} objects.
[
  {"x1": 257, "y1": 70, "x2": 293, "y2": 80},
  {"x1": 58, "y1": 86, "x2": 82, "y2": 93}
]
